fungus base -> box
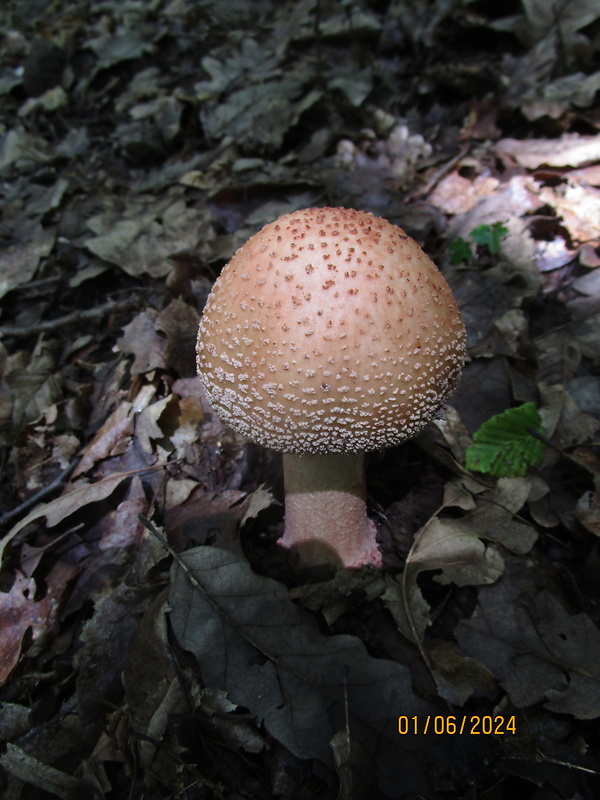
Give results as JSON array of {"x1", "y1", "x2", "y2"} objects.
[{"x1": 279, "y1": 452, "x2": 382, "y2": 568}]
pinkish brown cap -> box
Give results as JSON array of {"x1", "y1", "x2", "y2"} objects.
[{"x1": 197, "y1": 207, "x2": 466, "y2": 454}]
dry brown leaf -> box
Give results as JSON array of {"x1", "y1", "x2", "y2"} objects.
[
  {"x1": 539, "y1": 382, "x2": 600, "y2": 449},
  {"x1": 522, "y1": 72, "x2": 600, "y2": 120},
  {"x1": 0, "y1": 560, "x2": 78, "y2": 687},
  {"x1": 169, "y1": 394, "x2": 206, "y2": 459},
  {"x1": 429, "y1": 640, "x2": 496, "y2": 706},
  {"x1": 409, "y1": 517, "x2": 505, "y2": 587},
  {"x1": 136, "y1": 395, "x2": 173, "y2": 454},
  {"x1": 466, "y1": 478, "x2": 538, "y2": 555},
  {"x1": 98, "y1": 476, "x2": 147, "y2": 552},
  {"x1": 0, "y1": 572, "x2": 52, "y2": 685},
  {"x1": 0, "y1": 743, "x2": 102, "y2": 800},
  {"x1": 539, "y1": 182, "x2": 600, "y2": 243},
  {"x1": 156, "y1": 299, "x2": 200, "y2": 378},
  {"x1": 496, "y1": 134, "x2": 600, "y2": 169},
  {"x1": 73, "y1": 385, "x2": 155, "y2": 478},
  {"x1": 115, "y1": 310, "x2": 167, "y2": 375},
  {"x1": 0, "y1": 471, "x2": 137, "y2": 561},
  {"x1": 85, "y1": 190, "x2": 212, "y2": 279},
  {"x1": 0, "y1": 219, "x2": 55, "y2": 300},
  {"x1": 429, "y1": 172, "x2": 499, "y2": 215},
  {"x1": 446, "y1": 175, "x2": 539, "y2": 240}
]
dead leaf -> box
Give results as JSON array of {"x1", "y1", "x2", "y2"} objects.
[
  {"x1": 240, "y1": 485, "x2": 275, "y2": 527},
  {"x1": 116, "y1": 310, "x2": 167, "y2": 375},
  {"x1": 0, "y1": 471, "x2": 137, "y2": 561},
  {"x1": 0, "y1": 743, "x2": 102, "y2": 800},
  {"x1": 539, "y1": 382, "x2": 600, "y2": 449},
  {"x1": 0, "y1": 127, "x2": 55, "y2": 171},
  {"x1": 85, "y1": 190, "x2": 211, "y2": 279},
  {"x1": 0, "y1": 560, "x2": 78, "y2": 686},
  {"x1": 5, "y1": 337, "x2": 63, "y2": 433},
  {"x1": 136, "y1": 395, "x2": 174, "y2": 454},
  {"x1": 496, "y1": 135, "x2": 600, "y2": 170},
  {"x1": 169, "y1": 546, "x2": 461, "y2": 799},
  {"x1": 429, "y1": 173, "x2": 499, "y2": 215},
  {"x1": 409, "y1": 518, "x2": 505, "y2": 587},
  {"x1": 576, "y1": 478, "x2": 600, "y2": 536},
  {"x1": 385, "y1": 477, "x2": 538, "y2": 645},
  {"x1": 73, "y1": 403, "x2": 133, "y2": 477},
  {"x1": 76, "y1": 584, "x2": 145, "y2": 726},
  {"x1": 521, "y1": 71, "x2": 600, "y2": 120},
  {"x1": 429, "y1": 640, "x2": 496, "y2": 706},
  {"x1": 88, "y1": 28, "x2": 155, "y2": 72},
  {"x1": 156, "y1": 299, "x2": 200, "y2": 378},
  {"x1": 0, "y1": 572, "x2": 52, "y2": 685},
  {"x1": 456, "y1": 560, "x2": 600, "y2": 718},
  {"x1": 0, "y1": 218, "x2": 55, "y2": 299},
  {"x1": 465, "y1": 478, "x2": 539, "y2": 555},
  {"x1": 97, "y1": 476, "x2": 147, "y2": 553},
  {"x1": 540, "y1": 181, "x2": 600, "y2": 243}
]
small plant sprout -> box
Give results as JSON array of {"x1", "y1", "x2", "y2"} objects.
[{"x1": 449, "y1": 222, "x2": 509, "y2": 265}]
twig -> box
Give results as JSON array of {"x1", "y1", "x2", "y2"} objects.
[
  {"x1": 0, "y1": 299, "x2": 137, "y2": 339},
  {"x1": 12, "y1": 275, "x2": 64, "y2": 292},
  {"x1": 0, "y1": 458, "x2": 77, "y2": 528},
  {"x1": 407, "y1": 144, "x2": 470, "y2": 202}
]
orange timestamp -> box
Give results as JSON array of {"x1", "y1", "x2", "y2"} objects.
[{"x1": 398, "y1": 715, "x2": 517, "y2": 736}]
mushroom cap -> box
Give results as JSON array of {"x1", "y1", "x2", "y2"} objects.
[{"x1": 197, "y1": 207, "x2": 466, "y2": 455}]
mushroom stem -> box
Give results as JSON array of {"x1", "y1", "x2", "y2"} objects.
[{"x1": 279, "y1": 452, "x2": 382, "y2": 568}]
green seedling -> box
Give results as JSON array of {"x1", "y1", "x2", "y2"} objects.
[{"x1": 449, "y1": 222, "x2": 509, "y2": 265}]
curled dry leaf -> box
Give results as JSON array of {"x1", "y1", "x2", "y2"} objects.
[
  {"x1": 386, "y1": 477, "x2": 537, "y2": 645},
  {"x1": 0, "y1": 471, "x2": 136, "y2": 561},
  {"x1": 385, "y1": 517, "x2": 504, "y2": 646}
]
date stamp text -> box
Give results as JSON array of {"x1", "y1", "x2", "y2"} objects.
[{"x1": 398, "y1": 715, "x2": 516, "y2": 736}]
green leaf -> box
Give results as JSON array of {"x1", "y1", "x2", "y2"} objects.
[
  {"x1": 465, "y1": 403, "x2": 545, "y2": 478},
  {"x1": 449, "y1": 237, "x2": 473, "y2": 265},
  {"x1": 470, "y1": 222, "x2": 508, "y2": 255}
]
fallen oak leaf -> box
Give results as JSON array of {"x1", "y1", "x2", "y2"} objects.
[
  {"x1": 167, "y1": 543, "x2": 466, "y2": 799},
  {"x1": 115, "y1": 309, "x2": 167, "y2": 376},
  {"x1": 456, "y1": 559, "x2": 600, "y2": 719}
]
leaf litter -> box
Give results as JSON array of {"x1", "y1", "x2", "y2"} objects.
[{"x1": 1, "y1": 0, "x2": 600, "y2": 798}]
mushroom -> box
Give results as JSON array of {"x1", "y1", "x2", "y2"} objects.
[{"x1": 196, "y1": 207, "x2": 466, "y2": 568}]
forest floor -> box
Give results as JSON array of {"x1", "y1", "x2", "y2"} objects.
[{"x1": 1, "y1": 1, "x2": 600, "y2": 799}]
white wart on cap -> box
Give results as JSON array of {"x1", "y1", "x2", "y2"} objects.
[{"x1": 196, "y1": 206, "x2": 466, "y2": 455}]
